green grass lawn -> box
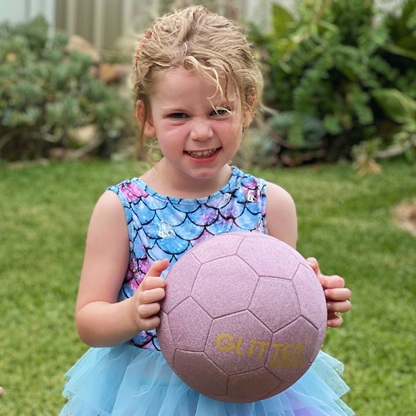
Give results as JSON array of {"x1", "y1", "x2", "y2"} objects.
[{"x1": 0, "y1": 159, "x2": 415, "y2": 415}]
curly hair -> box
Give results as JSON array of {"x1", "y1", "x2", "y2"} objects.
[{"x1": 133, "y1": 6, "x2": 263, "y2": 150}]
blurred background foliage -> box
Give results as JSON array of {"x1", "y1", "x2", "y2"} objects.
[
  {"x1": 248, "y1": 0, "x2": 416, "y2": 171},
  {"x1": 0, "y1": 15, "x2": 137, "y2": 162},
  {"x1": 0, "y1": 0, "x2": 415, "y2": 172}
]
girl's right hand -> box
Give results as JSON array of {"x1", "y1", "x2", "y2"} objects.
[{"x1": 132, "y1": 259, "x2": 169, "y2": 331}]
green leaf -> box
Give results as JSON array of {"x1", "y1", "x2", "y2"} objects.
[
  {"x1": 382, "y1": 42, "x2": 416, "y2": 61},
  {"x1": 396, "y1": 34, "x2": 416, "y2": 52},
  {"x1": 402, "y1": 0, "x2": 416, "y2": 30},
  {"x1": 404, "y1": 146, "x2": 416, "y2": 163},
  {"x1": 272, "y1": 4, "x2": 294, "y2": 37},
  {"x1": 287, "y1": 124, "x2": 305, "y2": 146},
  {"x1": 372, "y1": 89, "x2": 416, "y2": 124},
  {"x1": 323, "y1": 114, "x2": 343, "y2": 135}
]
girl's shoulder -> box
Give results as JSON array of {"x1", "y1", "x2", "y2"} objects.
[{"x1": 265, "y1": 181, "x2": 297, "y2": 248}]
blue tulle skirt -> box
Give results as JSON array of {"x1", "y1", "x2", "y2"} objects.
[{"x1": 60, "y1": 344, "x2": 353, "y2": 416}]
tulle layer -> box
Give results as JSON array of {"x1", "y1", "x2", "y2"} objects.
[{"x1": 60, "y1": 344, "x2": 353, "y2": 416}]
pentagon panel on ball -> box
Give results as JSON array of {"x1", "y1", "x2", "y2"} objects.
[{"x1": 157, "y1": 232, "x2": 327, "y2": 403}]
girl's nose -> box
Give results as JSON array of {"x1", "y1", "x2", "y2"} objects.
[{"x1": 189, "y1": 119, "x2": 213, "y2": 141}]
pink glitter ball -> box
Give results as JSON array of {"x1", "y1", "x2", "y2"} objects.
[{"x1": 157, "y1": 232, "x2": 327, "y2": 403}]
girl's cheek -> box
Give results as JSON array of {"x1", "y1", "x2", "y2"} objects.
[
  {"x1": 219, "y1": 121, "x2": 239, "y2": 135},
  {"x1": 165, "y1": 123, "x2": 186, "y2": 135}
]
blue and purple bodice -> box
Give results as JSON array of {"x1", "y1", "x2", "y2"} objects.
[{"x1": 108, "y1": 166, "x2": 267, "y2": 350}]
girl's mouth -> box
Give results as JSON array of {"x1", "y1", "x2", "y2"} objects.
[{"x1": 185, "y1": 148, "x2": 219, "y2": 158}]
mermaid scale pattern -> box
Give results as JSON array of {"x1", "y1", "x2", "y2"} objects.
[
  {"x1": 60, "y1": 167, "x2": 353, "y2": 416},
  {"x1": 114, "y1": 167, "x2": 268, "y2": 350}
]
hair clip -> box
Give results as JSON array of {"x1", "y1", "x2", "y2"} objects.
[
  {"x1": 134, "y1": 31, "x2": 152, "y2": 68},
  {"x1": 248, "y1": 92, "x2": 256, "y2": 107}
]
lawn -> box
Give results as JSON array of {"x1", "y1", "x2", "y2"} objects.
[{"x1": 0, "y1": 159, "x2": 415, "y2": 415}]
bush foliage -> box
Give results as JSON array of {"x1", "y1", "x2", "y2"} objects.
[
  {"x1": 0, "y1": 16, "x2": 134, "y2": 161},
  {"x1": 2, "y1": 4, "x2": 415, "y2": 166},
  {"x1": 249, "y1": 0, "x2": 416, "y2": 167}
]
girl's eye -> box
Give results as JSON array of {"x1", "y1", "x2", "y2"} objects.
[
  {"x1": 213, "y1": 107, "x2": 231, "y2": 116},
  {"x1": 169, "y1": 113, "x2": 188, "y2": 119}
]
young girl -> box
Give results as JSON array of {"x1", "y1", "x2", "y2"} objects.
[{"x1": 60, "y1": 6, "x2": 353, "y2": 416}]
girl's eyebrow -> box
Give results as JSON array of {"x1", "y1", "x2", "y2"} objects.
[
  {"x1": 160, "y1": 106, "x2": 188, "y2": 112},
  {"x1": 160, "y1": 103, "x2": 232, "y2": 111},
  {"x1": 214, "y1": 103, "x2": 232, "y2": 109}
]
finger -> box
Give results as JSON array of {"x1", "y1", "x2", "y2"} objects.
[
  {"x1": 146, "y1": 259, "x2": 170, "y2": 278},
  {"x1": 325, "y1": 288, "x2": 351, "y2": 301},
  {"x1": 306, "y1": 257, "x2": 320, "y2": 275},
  {"x1": 141, "y1": 275, "x2": 166, "y2": 291},
  {"x1": 320, "y1": 275, "x2": 345, "y2": 289},
  {"x1": 327, "y1": 313, "x2": 343, "y2": 328},
  {"x1": 137, "y1": 302, "x2": 161, "y2": 318},
  {"x1": 327, "y1": 300, "x2": 352, "y2": 313},
  {"x1": 139, "y1": 315, "x2": 161, "y2": 331},
  {"x1": 139, "y1": 287, "x2": 165, "y2": 304}
]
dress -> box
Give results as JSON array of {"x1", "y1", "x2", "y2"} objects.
[{"x1": 60, "y1": 166, "x2": 353, "y2": 416}]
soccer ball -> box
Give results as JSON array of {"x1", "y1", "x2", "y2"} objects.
[{"x1": 157, "y1": 232, "x2": 327, "y2": 403}]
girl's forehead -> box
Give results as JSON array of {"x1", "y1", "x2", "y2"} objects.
[{"x1": 152, "y1": 67, "x2": 238, "y2": 101}]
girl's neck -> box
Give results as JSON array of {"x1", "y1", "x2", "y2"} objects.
[{"x1": 140, "y1": 159, "x2": 233, "y2": 199}]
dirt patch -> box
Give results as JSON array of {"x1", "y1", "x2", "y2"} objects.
[{"x1": 393, "y1": 199, "x2": 416, "y2": 237}]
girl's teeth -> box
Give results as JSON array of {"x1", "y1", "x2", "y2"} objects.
[{"x1": 188, "y1": 149, "x2": 216, "y2": 158}]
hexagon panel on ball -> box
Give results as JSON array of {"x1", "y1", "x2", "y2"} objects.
[
  {"x1": 157, "y1": 310, "x2": 175, "y2": 364},
  {"x1": 265, "y1": 316, "x2": 321, "y2": 390},
  {"x1": 237, "y1": 235, "x2": 299, "y2": 279},
  {"x1": 173, "y1": 350, "x2": 229, "y2": 396},
  {"x1": 205, "y1": 310, "x2": 272, "y2": 375},
  {"x1": 293, "y1": 263, "x2": 327, "y2": 329},
  {"x1": 227, "y1": 367, "x2": 282, "y2": 402},
  {"x1": 190, "y1": 233, "x2": 244, "y2": 263},
  {"x1": 192, "y1": 256, "x2": 259, "y2": 318},
  {"x1": 249, "y1": 277, "x2": 300, "y2": 332},
  {"x1": 169, "y1": 297, "x2": 212, "y2": 352},
  {"x1": 162, "y1": 253, "x2": 201, "y2": 314}
]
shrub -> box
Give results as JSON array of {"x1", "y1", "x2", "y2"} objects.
[
  {"x1": 249, "y1": 0, "x2": 416, "y2": 166},
  {"x1": 0, "y1": 16, "x2": 135, "y2": 161}
]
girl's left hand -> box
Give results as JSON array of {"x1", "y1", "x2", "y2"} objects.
[{"x1": 307, "y1": 257, "x2": 352, "y2": 328}]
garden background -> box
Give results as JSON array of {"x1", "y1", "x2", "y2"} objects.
[{"x1": 1, "y1": 0, "x2": 416, "y2": 415}]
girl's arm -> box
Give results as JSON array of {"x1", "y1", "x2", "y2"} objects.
[
  {"x1": 265, "y1": 182, "x2": 298, "y2": 249},
  {"x1": 75, "y1": 191, "x2": 168, "y2": 347},
  {"x1": 266, "y1": 182, "x2": 351, "y2": 328}
]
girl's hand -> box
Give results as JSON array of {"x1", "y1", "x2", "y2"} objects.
[
  {"x1": 133, "y1": 259, "x2": 169, "y2": 331},
  {"x1": 307, "y1": 257, "x2": 352, "y2": 328}
]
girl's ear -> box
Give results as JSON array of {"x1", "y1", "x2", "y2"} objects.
[
  {"x1": 136, "y1": 100, "x2": 156, "y2": 137},
  {"x1": 242, "y1": 108, "x2": 254, "y2": 131},
  {"x1": 242, "y1": 92, "x2": 256, "y2": 129}
]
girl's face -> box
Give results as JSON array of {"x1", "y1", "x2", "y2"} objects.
[{"x1": 139, "y1": 67, "x2": 250, "y2": 190}]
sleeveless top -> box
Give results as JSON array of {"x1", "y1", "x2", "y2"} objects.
[{"x1": 108, "y1": 166, "x2": 268, "y2": 351}]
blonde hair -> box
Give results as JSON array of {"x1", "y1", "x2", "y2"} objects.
[{"x1": 133, "y1": 5, "x2": 263, "y2": 153}]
